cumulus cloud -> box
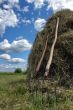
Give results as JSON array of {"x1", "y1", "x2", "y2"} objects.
[
  {"x1": 0, "y1": 9, "x2": 18, "y2": 35},
  {"x1": 0, "y1": 0, "x2": 20, "y2": 35},
  {"x1": 11, "y1": 39, "x2": 32, "y2": 52},
  {"x1": 11, "y1": 58, "x2": 25, "y2": 63},
  {"x1": 47, "y1": 0, "x2": 73, "y2": 12},
  {"x1": 34, "y1": 0, "x2": 45, "y2": 9},
  {"x1": 26, "y1": 0, "x2": 45, "y2": 8},
  {"x1": 0, "y1": 39, "x2": 11, "y2": 51},
  {"x1": 0, "y1": 39, "x2": 32, "y2": 53},
  {"x1": 34, "y1": 18, "x2": 46, "y2": 31},
  {"x1": 0, "y1": 54, "x2": 11, "y2": 60},
  {"x1": 26, "y1": 0, "x2": 73, "y2": 11},
  {"x1": 0, "y1": 54, "x2": 25, "y2": 63}
]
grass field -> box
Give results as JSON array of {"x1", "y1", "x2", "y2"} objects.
[{"x1": 0, "y1": 73, "x2": 73, "y2": 110}]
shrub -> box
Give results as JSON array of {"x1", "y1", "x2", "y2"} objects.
[{"x1": 14, "y1": 68, "x2": 22, "y2": 73}]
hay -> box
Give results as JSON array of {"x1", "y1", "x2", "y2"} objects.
[{"x1": 28, "y1": 10, "x2": 73, "y2": 86}]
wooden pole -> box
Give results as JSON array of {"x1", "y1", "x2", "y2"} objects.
[
  {"x1": 35, "y1": 34, "x2": 48, "y2": 76},
  {"x1": 44, "y1": 17, "x2": 59, "y2": 77}
]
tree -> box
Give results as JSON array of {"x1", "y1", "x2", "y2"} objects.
[{"x1": 15, "y1": 68, "x2": 22, "y2": 73}]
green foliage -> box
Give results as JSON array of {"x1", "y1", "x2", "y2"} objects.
[{"x1": 15, "y1": 68, "x2": 22, "y2": 73}]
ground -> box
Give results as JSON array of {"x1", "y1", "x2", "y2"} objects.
[{"x1": 0, "y1": 73, "x2": 73, "y2": 110}]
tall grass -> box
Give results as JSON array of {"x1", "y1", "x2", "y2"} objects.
[{"x1": 0, "y1": 73, "x2": 73, "y2": 110}]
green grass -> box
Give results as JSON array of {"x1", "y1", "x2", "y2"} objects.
[{"x1": 0, "y1": 73, "x2": 73, "y2": 110}]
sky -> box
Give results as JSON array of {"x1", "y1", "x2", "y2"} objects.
[{"x1": 0, "y1": 0, "x2": 73, "y2": 72}]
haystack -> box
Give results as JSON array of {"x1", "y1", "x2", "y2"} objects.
[{"x1": 28, "y1": 10, "x2": 73, "y2": 86}]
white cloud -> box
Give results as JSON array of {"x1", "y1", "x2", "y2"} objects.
[
  {"x1": 23, "y1": 6, "x2": 29, "y2": 12},
  {"x1": 11, "y1": 58, "x2": 25, "y2": 63},
  {"x1": 11, "y1": 39, "x2": 32, "y2": 52},
  {"x1": 0, "y1": 54, "x2": 11, "y2": 60},
  {"x1": 26, "y1": 0, "x2": 34, "y2": 3},
  {"x1": 26, "y1": 0, "x2": 73, "y2": 11},
  {"x1": 0, "y1": 0, "x2": 19, "y2": 4},
  {"x1": 16, "y1": 36, "x2": 23, "y2": 40},
  {"x1": 0, "y1": 53, "x2": 25, "y2": 63},
  {"x1": 0, "y1": 39, "x2": 32, "y2": 53},
  {"x1": 0, "y1": 0, "x2": 20, "y2": 35},
  {"x1": 34, "y1": 18, "x2": 46, "y2": 31},
  {"x1": 8, "y1": 0, "x2": 19, "y2": 4},
  {"x1": 22, "y1": 19, "x2": 31, "y2": 25},
  {"x1": 8, "y1": 0, "x2": 19, "y2": 7},
  {"x1": 0, "y1": 9, "x2": 18, "y2": 35},
  {"x1": 34, "y1": 0, "x2": 45, "y2": 8},
  {"x1": 3, "y1": 4, "x2": 11, "y2": 9},
  {"x1": 47, "y1": 0, "x2": 73, "y2": 12},
  {"x1": 0, "y1": 0, "x2": 19, "y2": 9},
  {"x1": 0, "y1": 63, "x2": 27, "y2": 72},
  {"x1": 0, "y1": 39, "x2": 11, "y2": 51},
  {"x1": 26, "y1": 0, "x2": 45, "y2": 9}
]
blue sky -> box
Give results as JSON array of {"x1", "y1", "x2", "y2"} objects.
[{"x1": 0, "y1": 0, "x2": 73, "y2": 72}]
